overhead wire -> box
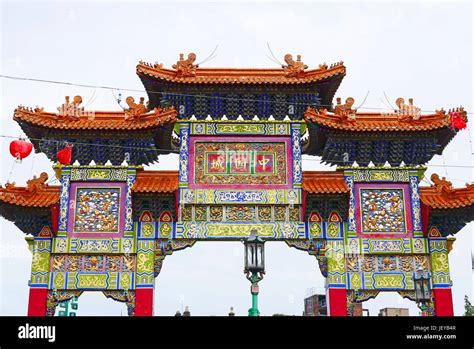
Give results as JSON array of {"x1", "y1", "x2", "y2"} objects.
[
  {"x1": 1, "y1": 74, "x2": 472, "y2": 115},
  {"x1": 1, "y1": 74, "x2": 472, "y2": 182}
]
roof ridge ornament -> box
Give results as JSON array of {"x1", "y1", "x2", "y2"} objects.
[
  {"x1": 319, "y1": 63, "x2": 328, "y2": 70},
  {"x1": 172, "y1": 53, "x2": 199, "y2": 77},
  {"x1": 334, "y1": 97, "x2": 356, "y2": 121},
  {"x1": 329, "y1": 61, "x2": 344, "y2": 69},
  {"x1": 282, "y1": 54, "x2": 308, "y2": 78},
  {"x1": 124, "y1": 96, "x2": 148, "y2": 120},
  {"x1": 431, "y1": 173, "x2": 454, "y2": 195},
  {"x1": 26, "y1": 172, "x2": 48, "y2": 192},
  {"x1": 4, "y1": 182, "x2": 16, "y2": 189},
  {"x1": 395, "y1": 97, "x2": 421, "y2": 121},
  {"x1": 57, "y1": 95, "x2": 84, "y2": 118}
]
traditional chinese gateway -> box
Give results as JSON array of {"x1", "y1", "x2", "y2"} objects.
[{"x1": 1, "y1": 53, "x2": 473, "y2": 316}]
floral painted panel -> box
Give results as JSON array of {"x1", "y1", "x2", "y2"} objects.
[
  {"x1": 74, "y1": 188, "x2": 121, "y2": 233},
  {"x1": 68, "y1": 182, "x2": 126, "y2": 237},
  {"x1": 355, "y1": 184, "x2": 412, "y2": 237},
  {"x1": 360, "y1": 189, "x2": 406, "y2": 233}
]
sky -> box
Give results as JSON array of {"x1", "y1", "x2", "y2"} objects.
[{"x1": 0, "y1": 0, "x2": 472, "y2": 316}]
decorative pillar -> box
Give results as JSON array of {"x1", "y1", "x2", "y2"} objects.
[
  {"x1": 433, "y1": 289, "x2": 454, "y2": 316},
  {"x1": 135, "y1": 288, "x2": 154, "y2": 316},
  {"x1": 28, "y1": 288, "x2": 48, "y2": 316},
  {"x1": 135, "y1": 238, "x2": 155, "y2": 316},
  {"x1": 327, "y1": 287, "x2": 347, "y2": 316},
  {"x1": 27, "y1": 226, "x2": 53, "y2": 316},
  {"x1": 428, "y1": 227, "x2": 454, "y2": 316},
  {"x1": 326, "y1": 238, "x2": 347, "y2": 316}
]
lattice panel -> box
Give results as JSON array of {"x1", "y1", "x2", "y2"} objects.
[
  {"x1": 305, "y1": 195, "x2": 348, "y2": 221},
  {"x1": 133, "y1": 194, "x2": 176, "y2": 221}
]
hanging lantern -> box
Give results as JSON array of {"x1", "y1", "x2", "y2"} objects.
[
  {"x1": 9, "y1": 140, "x2": 33, "y2": 161},
  {"x1": 449, "y1": 111, "x2": 467, "y2": 131},
  {"x1": 57, "y1": 145, "x2": 72, "y2": 165}
]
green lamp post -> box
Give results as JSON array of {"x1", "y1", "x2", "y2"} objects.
[{"x1": 244, "y1": 230, "x2": 265, "y2": 317}]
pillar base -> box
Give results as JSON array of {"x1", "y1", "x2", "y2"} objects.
[
  {"x1": 135, "y1": 288, "x2": 154, "y2": 316},
  {"x1": 27, "y1": 288, "x2": 48, "y2": 316},
  {"x1": 433, "y1": 288, "x2": 454, "y2": 316}
]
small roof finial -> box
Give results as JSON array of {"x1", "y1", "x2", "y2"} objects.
[
  {"x1": 334, "y1": 97, "x2": 356, "y2": 121},
  {"x1": 282, "y1": 53, "x2": 308, "y2": 78},
  {"x1": 431, "y1": 173, "x2": 453, "y2": 194},
  {"x1": 172, "y1": 52, "x2": 199, "y2": 77},
  {"x1": 124, "y1": 96, "x2": 148, "y2": 120}
]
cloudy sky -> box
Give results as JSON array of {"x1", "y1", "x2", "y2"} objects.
[{"x1": 0, "y1": 0, "x2": 472, "y2": 316}]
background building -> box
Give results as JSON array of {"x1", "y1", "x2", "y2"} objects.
[
  {"x1": 304, "y1": 293, "x2": 365, "y2": 316},
  {"x1": 379, "y1": 308, "x2": 409, "y2": 317}
]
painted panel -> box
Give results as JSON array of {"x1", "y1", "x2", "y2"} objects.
[
  {"x1": 347, "y1": 272, "x2": 415, "y2": 290},
  {"x1": 179, "y1": 188, "x2": 301, "y2": 205},
  {"x1": 345, "y1": 237, "x2": 428, "y2": 254},
  {"x1": 49, "y1": 272, "x2": 135, "y2": 290},
  {"x1": 175, "y1": 221, "x2": 305, "y2": 239},
  {"x1": 190, "y1": 122, "x2": 292, "y2": 136},
  {"x1": 355, "y1": 183, "x2": 412, "y2": 238},
  {"x1": 67, "y1": 182, "x2": 126, "y2": 238},
  {"x1": 189, "y1": 136, "x2": 293, "y2": 189},
  {"x1": 52, "y1": 237, "x2": 134, "y2": 254}
]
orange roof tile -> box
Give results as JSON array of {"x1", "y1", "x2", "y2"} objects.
[
  {"x1": 137, "y1": 61, "x2": 346, "y2": 85},
  {"x1": 14, "y1": 106, "x2": 177, "y2": 131},
  {"x1": 133, "y1": 170, "x2": 178, "y2": 193},
  {"x1": 302, "y1": 171, "x2": 349, "y2": 194},
  {"x1": 305, "y1": 106, "x2": 466, "y2": 132},
  {"x1": 420, "y1": 184, "x2": 474, "y2": 209},
  {"x1": 0, "y1": 185, "x2": 60, "y2": 207},
  {"x1": 0, "y1": 173, "x2": 59, "y2": 207}
]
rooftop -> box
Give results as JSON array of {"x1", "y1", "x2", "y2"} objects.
[
  {"x1": 302, "y1": 171, "x2": 349, "y2": 194},
  {"x1": 137, "y1": 53, "x2": 346, "y2": 85},
  {"x1": 305, "y1": 97, "x2": 467, "y2": 132},
  {"x1": 14, "y1": 96, "x2": 177, "y2": 131}
]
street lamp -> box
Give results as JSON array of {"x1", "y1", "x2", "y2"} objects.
[
  {"x1": 414, "y1": 268, "x2": 431, "y2": 313},
  {"x1": 244, "y1": 230, "x2": 265, "y2": 317}
]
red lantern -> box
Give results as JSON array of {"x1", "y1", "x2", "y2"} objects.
[
  {"x1": 453, "y1": 117, "x2": 466, "y2": 130},
  {"x1": 57, "y1": 145, "x2": 72, "y2": 165},
  {"x1": 9, "y1": 140, "x2": 33, "y2": 160},
  {"x1": 449, "y1": 111, "x2": 467, "y2": 131}
]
